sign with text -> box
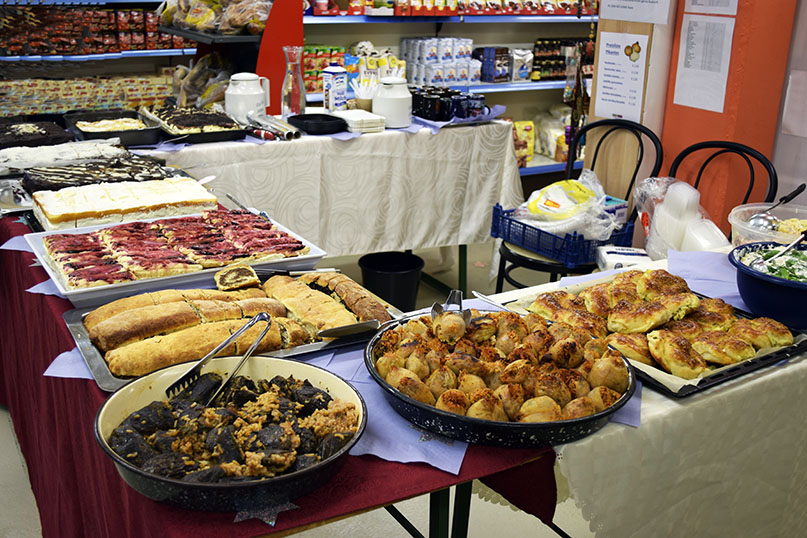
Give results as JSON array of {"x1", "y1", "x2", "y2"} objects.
[
  {"x1": 601, "y1": 0, "x2": 671, "y2": 24},
  {"x1": 594, "y1": 32, "x2": 649, "y2": 122}
]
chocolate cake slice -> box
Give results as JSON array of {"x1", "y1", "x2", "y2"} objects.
[{"x1": 0, "y1": 122, "x2": 73, "y2": 150}]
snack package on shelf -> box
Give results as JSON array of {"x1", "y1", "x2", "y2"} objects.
[{"x1": 514, "y1": 121, "x2": 535, "y2": 164}]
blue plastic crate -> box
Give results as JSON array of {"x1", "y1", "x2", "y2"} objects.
[{"x1": 490, "y1": 204, "x2": 635, "y2": 269}]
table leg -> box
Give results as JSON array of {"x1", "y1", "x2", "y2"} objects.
[
  {"x1": 458, "y1": 245, "x2": 467, "y2": 296},
  {"x1": 450, "y1": 481, "x2": 473, "y2": 538},
  {"x1": 429, "y1": 489, "x2": 450, "y2": 538},
  {"x1": 384, "y1": 505, "x2": 427, "y2": 538}
]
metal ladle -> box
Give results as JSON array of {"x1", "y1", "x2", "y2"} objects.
[
  {"x1": 750, "y1": 230, "x2": 807, "y2": 272},
  {"x1": 746, "y1": 183, "x2": 806, "y2": 231}
]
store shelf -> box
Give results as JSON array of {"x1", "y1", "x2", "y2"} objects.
[
  {"x1": 453, "y1": 80, "x2": 567, "y2": 93},
  {"x1": 2, "y1": 0, "x2": 161, "y2": 4},
  {"x1": 519, "y1": 155, "x2": 582, "y2": 176},
  {"x1": 303, "y1": 15, "x2": 461, "y2": 24},
  {"x1": 0, "y1": 48, "x2": 196, "y2": 62},
  {"x1": 303, "y1": 14, "x2": 597, "y2": 24},
  {"x1": 158, "y1": 26, "x2": 261, "y2": 45}
]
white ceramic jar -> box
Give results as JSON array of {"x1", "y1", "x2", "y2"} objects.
[
  {"x1": 372, "y1": 77, "x2": 412, "y2": 129},
  {"x1": 225, "y1": 72, "x2": 270, "y2": 126}
]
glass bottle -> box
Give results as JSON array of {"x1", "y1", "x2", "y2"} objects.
[{"x1": 281, "y1": 45, "x2": 306, "y2": 119}]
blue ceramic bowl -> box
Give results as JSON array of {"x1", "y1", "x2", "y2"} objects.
[{"x1": 728, "y1": 241, "x2": 807, "y2": 329}]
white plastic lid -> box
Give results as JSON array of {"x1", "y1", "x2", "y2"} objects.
[
  {"x1": 231, "y1": 72, "x2": 259, "y2": 81},
  {"x1": 380, "y1": 76, "x2": 407, "y2": 85}
]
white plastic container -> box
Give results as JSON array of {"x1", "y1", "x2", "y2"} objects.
[
  {"x1": 663, "y1": 181, "x2": 701, "y2": 220},
  {"x1": 680, "y1": 218, "x2": 730, "y2": 251},
  {"x1": 322, "y1": 63, "x2": 348, "y2": 113},
  {"x1": 224, "y1": 72, "x2": 269, "y2": 125},
  {"x1": 728, "y1": 203, "x2": 807, "y2": 246},
  {"x1": 372, "y1": 77, "x2": 412, "y2": 128}
]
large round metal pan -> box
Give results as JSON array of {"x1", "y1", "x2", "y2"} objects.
[
  {"x1": 364, "y1": 313, "x2": 636, "y2": 448},
  {"x1": 95, "y1": 356, "x2": 367, "y2": 512}
]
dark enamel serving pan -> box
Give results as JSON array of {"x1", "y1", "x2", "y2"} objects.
[
  {"x1": 364, "y1": 313, "x2": 636, "y2": 448},
  {"x1": 95, "y1": 356, "x2": 366, "y2": 512}
]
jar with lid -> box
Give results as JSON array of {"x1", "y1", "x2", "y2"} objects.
[{"x1": 372, "y1": 77, "x2": 412, "y2": 129}]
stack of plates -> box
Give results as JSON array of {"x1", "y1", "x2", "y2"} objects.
[{"x1": 332, "y1": 110, "x2": 386, "y2": 133}]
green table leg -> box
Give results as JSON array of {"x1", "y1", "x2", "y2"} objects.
[
  {"x1": 450, "y1": 481, "x2": 473, "y2": 538},
  {"x1": 384, "y1": 505, "x2": 427, "y2": 538},
  {"x1": 429, "y1": 489, "x2": 450, "y2": 538}
]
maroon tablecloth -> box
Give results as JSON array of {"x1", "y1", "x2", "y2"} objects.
[{"x1": 0, "y1": 214, "x2": 557, "y2": 538}]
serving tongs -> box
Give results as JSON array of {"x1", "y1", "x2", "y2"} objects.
[
  {"x1": 431, "y1": 289, "x2": 472, "y2": 325},
  {"x1": 165, "y1": 312, "x2": 273, "y2": 405}
]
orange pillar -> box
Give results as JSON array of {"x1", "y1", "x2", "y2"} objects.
[
  {"x1": 255, "y1": 2, "x2": 304, "y2": 115},
  {"x1": 660, "y1": 0, "x2": 797, "y2": 232}
]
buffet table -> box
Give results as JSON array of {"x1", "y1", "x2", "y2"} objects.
[
  {"x1": 492, "y1": 259, "x2": 807, "y2": 538},
  {"x1": 145, "y1": 122, "x2": 524, "y2": 257},
  {"x1": 0, "y1": 214, "x2": 556, "y2": 538}
]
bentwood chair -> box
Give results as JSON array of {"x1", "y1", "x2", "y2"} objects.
[
  {"x1": 668, "y1": 141, "x2": 778, "y2": 207},
  {"x1": 495, "y1": 119, "x2": 663, "y2": 293}
]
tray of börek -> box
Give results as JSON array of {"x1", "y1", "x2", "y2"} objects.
[
  {"x1": 506, "y1": 268, "x2": 807, "y2": 397},
  {"x1": 63, "y1": 266, "x2": 402, "y2": 391}
]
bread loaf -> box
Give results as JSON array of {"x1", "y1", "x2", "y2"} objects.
[
  {"x1": 297, "y1": 272, "x2": 392, "y2": 322},
  {"x1": 262, "y1": 275, "x2": 357, "y2": 336},
  {"x1": 89, "y1": 301, "x2": 202, "y2": 352}
]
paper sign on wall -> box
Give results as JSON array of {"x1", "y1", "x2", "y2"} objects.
[
  {"x1": 594, "y1": 32, "x2": 649, "y2": 123},
  {"x1": 673, "y1": 14, "x2": 735, "y2": 113},
  {"x1": 684, "y1": 0, "x2": 738, "y2": 16},
  {"x1": 601, "y1": 0, "x2": 671, "y2": 24}
]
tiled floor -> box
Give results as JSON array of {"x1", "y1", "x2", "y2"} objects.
[{"x1": 0, "y1": 240, "x2": 597, "y2": 538}]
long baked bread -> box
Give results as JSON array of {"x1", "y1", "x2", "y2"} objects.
[
  {"x1": 297, "y1": 272, "x2": 392, "y2": 322},
  {"x1": 262, "y1": 275, "x2": 357, "y2": 335},
  {"x1": 89, "y1": 301, "x2": 202, "y2": 352}
]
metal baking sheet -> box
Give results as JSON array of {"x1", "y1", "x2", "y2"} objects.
[
  {"x1": 63, "y1": 304, "x2": 387, "y2": 393},
  {"x1": 0, "y1": 178, "x2": 31, "y2": 214},
  {"x1": 158, "y1": 128, "x2": 249, "y2": 145},
  {"x1": 25, "y1": 216, "x2": 326, "y2": 308},
  {"x1": 64, "y1": 110, "x2": 162, "y2": 147},
  {"x1": 505, "y1": 273, "x2": 807, "y2": 398}
]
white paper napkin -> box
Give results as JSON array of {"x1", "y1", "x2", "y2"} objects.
[{"x1": 44, "y1": 347, "x2": 93, "y2": 379}]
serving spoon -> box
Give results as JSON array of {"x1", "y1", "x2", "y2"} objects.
[
  {"x1": 746, "y1": 183, "x2": 806, "y2": 231},
  {"x1": 750, "y1": 230, "x2": 807, "y2": 272}
]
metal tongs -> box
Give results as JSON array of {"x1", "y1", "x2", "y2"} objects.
[
  {"x1": 165, "y1": 312, "x2": 273, "y2": 406},
  {"x1": 431, "y1": 289, "x2": 472, "y2": 324}
]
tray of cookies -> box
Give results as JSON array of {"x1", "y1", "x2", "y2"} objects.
[
  {"x1": 25, "y1": 209, "x2": 326, "y2": 308},
  {"x1": 63, "y1": 268, "x2": 400, "y2": 391},
  {"x1": 506, "y1": 269, "x2": 807, "y2": 397}
]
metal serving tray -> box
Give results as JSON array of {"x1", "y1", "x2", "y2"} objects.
[
  {"x1": 0, "y1": 177, "x2": 31, "y2": 214},
  {"x1": 25, "y1": 216, "x2": 326, "y2": 308},
  {"x1": 64, "y1": 110, "x2": 162, "y2": 147},
  {"x1": 64, "y1": 300, "x2": 400, "y2": 392},
  {"x1": 506, "y1": 273, "x2": 807, "y2": 398}
]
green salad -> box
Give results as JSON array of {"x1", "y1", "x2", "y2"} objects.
[{"x1": 741, "y1": 247, "x2": 807, "y2": 283}]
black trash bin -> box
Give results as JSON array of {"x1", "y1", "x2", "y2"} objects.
[{"x1": 358, "y1": 251, "x2": 424, "y2": 312}]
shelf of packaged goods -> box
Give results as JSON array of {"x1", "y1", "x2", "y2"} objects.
[
  {"x1": 158, "y1": 25, "x2": 261, "y2": 44},
  {"x1": 303, "y1": 14, "x2": 597, "y2": 24},
  {"x1": 0, "y1": 48, "x2": 196, "y2": 62},
  {"x1": 1, "y1": 0, "x2": 162, "y2": 4},
  {"x1": 452, "y1": 80, "x2": 567, "y2": 92},
  {"x1": 519, "y1": 155, "x2": 582, "y2": 176}
]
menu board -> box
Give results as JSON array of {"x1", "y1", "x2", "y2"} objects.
[{"x1": 594, "y1": 32, "x2": 649, "y2": 123}]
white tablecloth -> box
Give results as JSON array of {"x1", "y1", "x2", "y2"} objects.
[
  {"x1": 149, "y1": 121, "x2": 523, "y2": 257},
  {"x1": 493, "y1": 261, "x2": 807, "y2": 538}
]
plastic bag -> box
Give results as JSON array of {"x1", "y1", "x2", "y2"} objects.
[
  {"x1": 185, "y1": 0, "x2": 222, "y2": 32},
  {"x1": 196, "y1": 72, "x2": 231, "y2": 107},
  {"x1": 514, "y1": 169, "x2": 618, "y2": 240},
  {"x1": 218, "y1": 0, "x2": 272, "y2": 35},
  {"x1": 633, "y1": 177, "x2": 729, "y2": 260},
  {"x1": 172, "y1": 65, "x2": 190, "y2": 98}
]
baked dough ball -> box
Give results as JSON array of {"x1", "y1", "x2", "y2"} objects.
[
  {"x1": 588, "y1": 386, "x2": 622, "y2": 412},
  {"x1": 548, "y1": 337, "x2": 585, "y2": 369},
  {"x1": 405, "y1": 349, "x2": 430, "y2": 380},
  {"x1": 646, "y1": 330, "x2": 707, "y2": 379},
  {"x1": 389, "y1": 368, "x2": 435, "y2": 406},
  {"x1": 500, "y1": 359, "x2": 533, "y2": 385},
  {"x1": 661, "y1": 319, "x2": 702, "y2": 342},
  {"x1": 386, "y1": 365, "x2": 421, "y2": 389},
  {"x1": 606, "y1": 333, "x2": 653, "y2": 366},
  {"x1": 578, "y1": 282, "x2": 612, "y2": 317},
  {"x1": 587, "y1": 349, "x2": 630, "y2": 393},
  {"x1": 403, "y1": 318, "x2": 430, "y2": 338},
  {"x1": 610, "y1": 269, "x2": 644, "y2": 287},
  {"x1": 562, "y1": 396, "x2": 597, "y2": 420},
  {"x1": 436, "y1": 389, "x2": 469, "y2": 415},
  {"x1": 556, "y1": 368, "x2": 591, "y2": 399},
  {"x1": 552, "y1": 309, "x2": 608, "y2": 339},
  {"x1": 607, "y1": 299, "x2": 672, "y2": 334},
  {"x1": 526, "y1": 291, "x2": 585, "y2": 319},
  {"x1": 495, "y1": 329, "x2": 522, "y2": 356},
  {"x1": 466, "y1": 388, "x2": 508, "y2": 421},
  {"x1": 376, "y1": 352, "x2": 405, "y2": 379},
  {"x1": 608, "y1": 283, "x2": 642, "y2": 307},
  {"x1": 691, "y1": 331, "x2": 755, "y2": 365},
  {"x1": 213, "y1": 263, "x2": 259, "y2": 291},
  {"x1": 688, "y1": 298, "x2": 737, "y2": 332},
  {"x1": 523, "y1": 313, "x2": 550, "y2": 333},
  {"x1": 483, "y1": 360, "x2": 506, "y2": 391},
  {"x1": 548, "y1": 322, "x2": 592, "y2": 348},
  {"x1": 518, "y1": 396, "x2": 562, "y2": 422},
  {"x1": 728, "y1": 317, "x2": 793, "y2": 349},
  {"x1": 532, "y1": 373, "x2": 572, "y2": 407},
  {"x1": 465, "y1": 315, "x2": 497, "y2": 344},
  {"x1": 434, "y1": 312, "x2": 466, "y2": 345},
  {"x1": 493, "y1": 311, "x2": 530, "y2": 340},
  {"x1": 425, "y1": 366, "x2": 458, "y2": 399},
  {"x1": 636, "y1": 269, "x2": 691, "y2": 301},
  {"x1": 583, "y1": 338, "x2": 609, "y2": 362},
  {"x1": 657, "y1": 292, "x2": 701, "y2": 321},
  {"x1": 457, "y1": 371, "x2": 487, "y2": 394},
  {"x1": 493, "y1": 383, "x2": 527, "y2": 421}
]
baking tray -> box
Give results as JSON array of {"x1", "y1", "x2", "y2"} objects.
[
  {"x1": 0, "y1": 177, "x2": 32, "y2": 214},
  {"x1": 64, "y1": 110, "x2": 162, "y2": 147},
  {"x1": 158, "y1": 128, "x2": 248, "y2": 145},
  {"x1": 506, "y1": 273, "x2": 807, "y2": 399},
  {"x1": 24, "y1": 216, "x2": 326, "y2": 308},
  {"x1": 64, "y1": 306, "x2": 382, "y2": 392},
  {"x1": 287, "y1": 114, "x2": 347, "y2": 135}
]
